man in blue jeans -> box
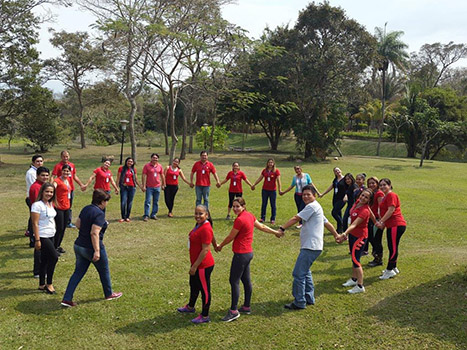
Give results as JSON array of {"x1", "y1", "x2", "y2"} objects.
[
  {"x1": 278, "y1": 185, "x2": 340, "y2": 309},
  {"x1": 142, "y1": 153, "x2": 166, "y2": 221}
]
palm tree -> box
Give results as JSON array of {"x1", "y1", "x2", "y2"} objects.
[{"x1": 375, "y1": 24, "x2": 409, "y2": 156}]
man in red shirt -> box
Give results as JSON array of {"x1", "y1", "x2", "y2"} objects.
[
  {"x1": 52, "y1": 150, "x2": 86, "y2": 228},
  {"x1": 190, "y1": 151, "x2": 220, "y2": 210},
  {"x1": 142, "y1": 153, "x2": 166, "y2": 221}
]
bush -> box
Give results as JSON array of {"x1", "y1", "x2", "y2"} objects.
[{"x1": 195, "y1": 125, "x2": 230, "y2": 150}]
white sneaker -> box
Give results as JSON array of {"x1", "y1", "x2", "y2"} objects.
[
  {"x1": 379, "y1": 269, "x2": 397, "y2": 280},
  {"x1": 381, "y1": 267, "x2": 400, "y2": 275},
  {"x1": 342, "y1": 278, "x2": 357, "y2": 287},
  {"x1": 348, "y1": 285, "x2": 365, "y2": 294}
]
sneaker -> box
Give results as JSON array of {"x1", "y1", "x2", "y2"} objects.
[
  {"x1": 191, "y1": 314, "x2": 210, "y2": 324},
  {"x1": 177, "y1": 304, "x2": 195, "y2": 313},
  {"x1": 105, "y1": 292, "x2": 123, "y2": 300},
  {"x1": 342, "y1": 278, "x2": 358, "y2": 287},
  {"x1": 34, "y1": 274, "x2": 39, "y2": 278},
  {"x1": 25, "y1": 230, "x2": 30, "y2": 237},
  {"x1": 168, "y1": 213, "x2": 173, "y2": 218},
  {"x1": 118, "y1": 219, "x2": 125, "y2": 223},
  {"x1": 348, "y1": 285, "x2": 365, "y2": 294},
  {"x1": 296, "y1": 224, "x2": 303, "y2": 229},
  {"x1": 225, "y1": 215, "x2": 231, "y2": 220},
  {"x1": 150, "y1": 216, "x2": 158, "y2": 220},
  {"x1": 61, "y1": 300, "x2": 77, "y2": 307},
  {"x1": 379, "y1": 269, "x2": 397, "y2": 280},
  {"x1": 143, "y1": 216, "x2": 149, "y2": 222},
  {"x1": 125, "y1": 218, "x2": 131, "y2": 222},
  {"x1": 67, "y1": 223, "x2": 76, "y2": 228},
  {"x1": 368, "y1": 259, "x2": 383, "y2": 267},
  {"x1": 238, "y1": 306, "x2": 251, "y2": 314},
  {"x1": 221, "y1": 310, "x2": 240, "y2": 322},
  {"x1": 57, "y1": 247, "x2": 66, "y2": 254},
  {"x1": 284, "y1": 302, "x2": 305, "y2": 310},
  {"x1": 361, "y1": 251, "x2": 369, "y2": 256},
  {"x1": 381, "y1": 267, "x2": 400, "y2": 274},
  {"x1": 270, "y1": 220, "x2": 275, "y2": 225}
]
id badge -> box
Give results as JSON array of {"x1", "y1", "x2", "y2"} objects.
[
  {"x1": 67, "y1": 193, "x2": 71, "y2": 199},
  {"x1": 233, "y1": 181, "x2": 237, "y2": 186},
  {"x1": 173, "y1": 175, "x2": 177, "y2": 180},
  {"x1": 202, "y1": 170, "x2": 205, "y2": 174},
  {"x1": 334, "y1": 187, "x2": 338, "y2": 194},
  {"x1": 106, "y1": 177, "x2": 109, "y2": 183},
  {"x1": 126, "y1": 177, "x2": 130, "y2": 183},
  {"x1": 187, "y1": 240, "x2": 190, "y2": 249},
  {"x1": 348, "y1": 217, "x2": 351, "y2": 225},
  {"x1": 154, "y1": 172, "x2": 157, "y2": 177}
]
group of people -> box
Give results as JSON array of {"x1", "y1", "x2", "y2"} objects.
[{"x1": 24, "y1": 151, "x2": 406, "y2": 323}]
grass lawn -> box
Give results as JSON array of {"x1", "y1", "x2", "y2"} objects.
[{"x1": 0, "y1": 141, "x2": 466, "y2": 349}]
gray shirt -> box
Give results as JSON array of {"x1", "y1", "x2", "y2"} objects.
[{"x1": 297, "y1": 200, "x2": 328, "y2": 251}]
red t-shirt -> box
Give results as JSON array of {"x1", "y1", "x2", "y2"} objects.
[
  {"x1": 371, "y1": 190, "x2": 384, "y2": 218},
  {"x1": 261, "y1": 168, "x2": 280, "y2": 191},
  {"x1": 192, "y1": 161, "x2": 216, "y2": 187},
  {"x1": 52, "y1": 161, "x2": 76, "y2": 191},
  {"x1": 349, "y1": 202, "x2": 370, "y2": 238},
  {"x1": 226, "y1": 170, "x2": 247, "y2": 193},
  {"x1": 54, "y1": 177, "x2": 71, "y2": 210},
  {"x1": 29, "y1": 181, "x2": 43, "y2": 203},
  {"x1": 143, "y1": 163, "x2": 163, "y2": 188},
  {"x1": 380, "y1": 192, "x2": 406, "y2": 228},
  {"x1": 232, "y1": 210, "x2": 256, "y2": 253},
  {"x1": 93, "y1": 167, "x2": 112, "y2": 191},
  {"x1": 189, "y1": 221, "x2": 215, "y2": 269},
  {"x1": 118, "y1": 166, "x2": 136, "y2": 187},
  {"x1": 166, "y1": 166, "x2": 180, "y2": 186}
]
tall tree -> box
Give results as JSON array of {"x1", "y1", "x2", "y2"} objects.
[
  {"x1": 374, "y1": 24, "x2": 409, "y2": 156},
  {"x1": 44, "y1": 30, "x2": 107, "y2": 148}
]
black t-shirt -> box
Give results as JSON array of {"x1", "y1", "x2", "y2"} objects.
[
  {"x1": 75, "y1": 204, "x2": 107, "y2": 249},
  {"x1": 333, "y1": 178, "x2": 348, "y2": 201}
]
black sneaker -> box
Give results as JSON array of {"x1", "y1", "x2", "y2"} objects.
[
  {"x1": 57, "y1": 247, "x2": 66, "y2": 254},
  {"x1": 238, "y1": 306, "x2": 251, "y2": 314},
  {"x1": 368, "y1": 259, "x2": 383, "y2": 267},
  {"x1": 221, "y1": 310, "x2": 240, "y2": 322},
  {"x1": 284, "y1": 302, "x2": 305, "y2": 310}
]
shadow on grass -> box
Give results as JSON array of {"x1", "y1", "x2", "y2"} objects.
[
  {"x1": 15, "y1": 296, "x2": 104, "y2": 315},
  {"x1": 367, "y1": 271, "x2": 467, "y2": 347},
  {"x1": 0, "y1": 270, "x2": 33, "y2": 281}
]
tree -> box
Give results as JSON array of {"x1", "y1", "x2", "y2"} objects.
[
  {"x1": 374, "y1": 24, "x2": 409, "y2": 156},
  {"x1": 44, "y1": 30, "x2": 107, "y2": 148},
  {"x1": 290, "y1": 2, "x2": 376, "y2": 159},
  {"x1": 20, "y1": 85, "x2": 60, "y2": 152}
]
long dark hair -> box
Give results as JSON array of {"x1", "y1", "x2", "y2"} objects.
[{"x1": 36, "y1": 182, "x2": 58, "y2": 207}]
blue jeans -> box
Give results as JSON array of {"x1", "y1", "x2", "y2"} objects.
[
  {"x1": 144, "y1": 186, "x2": 161, "y2": 218},
  {"x1": 261, "y1": 189, "x2": 277, "y2": 221},
  {"x1": 63, "y1": 244, "x2": 113, "y2": 301},
  {"x1": 195, "y1": 186, "x2": 210, "y2": 209},
  {"x1": 292, "y1": 249, "x2": 322, "y2": 308},
  {"x1": 120, "y1": 185, "x2": 136, "y2": 219}
]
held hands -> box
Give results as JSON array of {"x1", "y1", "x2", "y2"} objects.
[
  {"x1": 189, "y1": 182, "x2": 194, "y2": 188},
  {"x1": 279, "y1": 191, "x2": 284, "y2": 196},
  {"x1": 251, "y1": 185, "x2": 255, "y2": 191},
  {"x1": 274, "y1": 230, "x2": 284, "y2": 238},
  {"x1": 216, "y1": 183, "x2": 221, "y2": 188},
  {"x1": 335, "y1": 234, "x2": 346, "y2": 244},
  {"x1": 80, "y1": 184, "x2": 87, "y2": 192},
  {"x1": 376, "y1": 221, "x2": 385, "y2": 229},
  {"x1": 214, "y1": 244, "x2": 222, "y2": 253},
  {"x1": 189, "y1": 266, "x2": 196, "y2": 275}
]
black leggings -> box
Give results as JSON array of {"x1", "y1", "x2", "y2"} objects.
[
  {"x1": 368, "y1": 220, "x2": 384, "y2": 255},
  {"x1": 54, "y1": 208, "x2": 70, "y2": 249},
  {"x1": 386, "y1": 226, "x2": 406, "y2": 270},
  {"x1": 188, "y1": 265, "x2": 214, "y2": 317},
  {"x1": 229, "y1": 252, "x2": 253, "y2": 310},
  {"x1": 228, "y1": 192, "x2": 243, "y2": 208},
  {"x1": 332, "y1": 199, "x2": 346, "y2": 233},
  {"x1": 39, "y1": 237, "x2": 59, "y2": 285},
  {"x1": 164, "y1": 185, "x2": 178, "y2": 213}
]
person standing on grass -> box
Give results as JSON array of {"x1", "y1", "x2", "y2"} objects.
[
  {"x1": 52, "y1": 150, "x2": 86, "y2": 228},
  {"x1": 177, "y1": 205, "x2": 217, "y2": 324},
  {"x1": 342, "y1": 173, "x2": 358, "y2": 233},
  {"x1": 29, "y1": 166, "x2": 50, "y2": 277},
  {"x1": 280, "y1": 165, "x2": 320, "y2": 229},
  {"x1": 376, "y1": 178, "x2": 407, "y2": 280},
  {"x1": 278, "y1": 185, "x2": 340, "y2": 310},
  {"x1": 218, "y1": 162, "x2": 253, "y2": 220},
  {"x1": 142, "y1": 153, "x2": 165, "y2": 221},
  {"x1": 116, "y1": 157, "x2": 142, "y2": 222},
  {"x1": 31, "y1": 182, "x2": 58, "y2": 294},
  {"x1": 251, "y1": 158, "x2": 281, "y2": 224},
  {"x1": 61, "y1": 189, "x2": 122, "y2": 307},
  {"x1": 25, "y1": 155, "x2": 44, "y2": 238},
  {"x1": 340, "y1": 188, "x2": 373, "y2": 294},
  {"x1": 164, "y1": 157, "x2": 190, "y2": 218},
  {"x1": 319, "y1": 167, "x2": 347, "y2": 233},
  {"x1": 85, "y1": 159, "x2": 119, "y2": 196},
  {"x1": 190, "y1": 151, "x2": 220, "y2": 210},
  {"x1": 215, "y1": 197, "x2": 282, "y2": 322},
  {"x1": 53, "y1": 164, "x2": 72, "y2": 255},
  {"x1": 366, "y1": 176, "x2": 385, "y2": 267}
]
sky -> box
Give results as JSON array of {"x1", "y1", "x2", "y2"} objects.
[{"x1": 36, "y1": 0, "x2": 467, "y2": 92}]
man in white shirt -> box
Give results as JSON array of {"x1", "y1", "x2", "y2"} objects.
[
  {"x1": 25, "y1": 155, "x2": 44, "y2": 239},
  {"x1": 278, "y1": 185, "x2": 340, "y2": 309}
]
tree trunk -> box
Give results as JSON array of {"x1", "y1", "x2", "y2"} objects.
[
  {"x1": 168, "y1": 85, "x2": 178, "y2": 164},
  {"x1": 209, "y1": 109, "x2": 216, "y2": 154},
  {"x1": 164, "y1": 104, "x2": 169, "y2": 156},
  {"x1": 180, "y1": 108, "x2": 187, "y2": 160},
  {"x1": 304, "y1": 140, "x2": 313, "y2": 159},
  {"x1": 128, "y1": 96, "x2": 138, "y2": 162},
  {"x1": 394, "y1": 128, "x2": 399, "y2": 157},
  {"x1": 419, "y1": 140, "x2": 428, "y2": 167},
  {"x1": 77, "y1": 91, "x2": 86, "y2": 149},
  {"x1": 376, "y1": 69, "x2": 386, "y2": 156}
]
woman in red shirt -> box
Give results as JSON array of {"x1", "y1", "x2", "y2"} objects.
[
  {"x1": 85, "y1": 159, "x2": 119, "y2": 195},
  {"x1": 53, "y1": 164, "x2": 72, "y2": 254},
  {"x1": 218, "y1": 162, "x2": 253, "y2": 220},
  {"x1": 177, "y1": 205, "x2": 217, "y2": 324},
  {"x1": 251, "y1": 158, "x2": 281, "y2": 224},
  {"x1": 340, "y1": 189, "x2": 373, "y2": 294},
  {"x1": 216, "y1": 197, "x2": 281, "y2": 322},
  {"x1": 163, "y1": 158, "x2": 190, "y2": 218},
  {"x1": 116, "y1": 157, "x2": 142, "y2": 222},
  {"x1": 376, "y1": 178, "x2": 407, "y2": 280},
  {"x1": 366, "y1": 176, "x2": 385, "y2": 267}
]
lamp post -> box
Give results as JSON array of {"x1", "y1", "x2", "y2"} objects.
[
  {"x1": 119, "y1": 119, "x2": 129, "y2": 164},
  {"x1": 202, "y1": 123, "x2": 208, "y2": 150}
]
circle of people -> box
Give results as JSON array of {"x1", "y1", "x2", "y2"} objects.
[{"x1": 26, "y1": 150, "x2": 406, "y2": 323}]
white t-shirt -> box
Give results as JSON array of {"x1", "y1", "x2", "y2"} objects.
[
  {"x1": 26, "y1": 166, "x2": 37, "y2": 195},
  {"x1": 31, "y1": 201, "x2": 56, "y2": 238},
  {"x1": 297, "y1": 200, "x2": 328, "y2": 251}
]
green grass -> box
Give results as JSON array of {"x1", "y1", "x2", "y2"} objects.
[{"x1": 0, "y1": 142, "x2": 466, "y2": 349}]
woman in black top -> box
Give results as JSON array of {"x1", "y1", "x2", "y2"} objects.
[
  {"x1": 342, "y1": 173, "x2": 357, "y2": 232},
  {"x1": 320, "y1": 167, "x2": 348, "y2": 233}
]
